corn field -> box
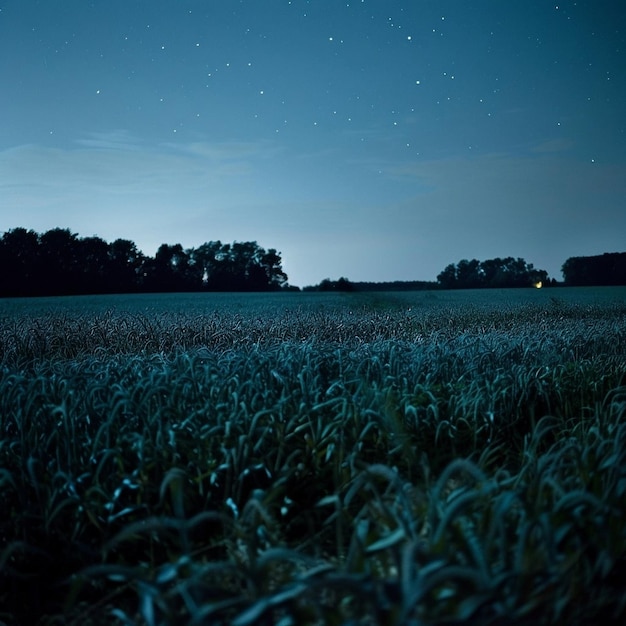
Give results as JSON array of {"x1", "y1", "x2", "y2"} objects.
[{"x1": 1, "y1": 288, "x2": 625, "y2": 625}]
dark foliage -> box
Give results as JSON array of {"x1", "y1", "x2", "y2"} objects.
[
  {"x1": 0, "y1": 227, "x2": 289, "y2": 296},
  {"x1": 562, "y1": 252, "x2": 626, "y2": 286},
  {"x1": 304, "y1": 277, "x2": 356, "y2": 292},
  {"x1": 304, "y1": 278, "x2": 439, "y2": 292},
  {"x1": 437, "y1": 256, "x2": 550, "y2": 289}
]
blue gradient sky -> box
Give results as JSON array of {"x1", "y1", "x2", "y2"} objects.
[{"x1": 1, "y1": 0, "x2": 624, "y2": 287}]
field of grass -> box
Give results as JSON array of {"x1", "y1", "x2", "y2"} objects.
[{"x1": 1, "y1": 287, "x2": 625, "y2": 625}]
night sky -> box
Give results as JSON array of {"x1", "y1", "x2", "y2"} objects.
[{"x1": 1, "y1": 1, "x2": 625, "y2": 287}]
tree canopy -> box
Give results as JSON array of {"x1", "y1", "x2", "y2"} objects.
[
  {"x1": 437, "y1": 257, "x2": 549, "y2": 289},
  {"x1": 0, "y1": 228, "x2": 289, "y2": 297},
  {"x1": 561, "y1": 252, "x2": 626, "y2": 286}
]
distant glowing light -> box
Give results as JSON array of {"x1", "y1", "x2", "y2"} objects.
[{"x1": 534, "y1": 281, "x2": 543, "y2": 289}]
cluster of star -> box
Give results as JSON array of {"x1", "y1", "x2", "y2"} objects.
[
  {"x1": 21, "y1": 0, "x2": 616, "y2": 169},
  {"x1": 79, "y1": 3, "x2": 470, "y2": 155}
]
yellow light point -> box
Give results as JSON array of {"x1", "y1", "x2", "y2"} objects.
[{"x1": 534, "y1": 281, "x2": 543, "y2": 289}]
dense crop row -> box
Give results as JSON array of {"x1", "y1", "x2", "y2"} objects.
[
  {"x1": 2, "y1": 290, "x2": 625, "y2": 366},
  {"x1": 1, "y1": 289, "x2": 625, "y2": 624}
]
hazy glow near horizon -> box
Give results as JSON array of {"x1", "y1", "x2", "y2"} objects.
[{"x1": 1, "y1": 1, "x2": 625, "y2": 286}]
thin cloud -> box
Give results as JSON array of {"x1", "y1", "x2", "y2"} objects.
[
  {"x1": 163, "y1": 140, "x2": 282, "y2": 161},
  {"x1": 74, "y1": 130, "x2": 144, "y2": 151},
  {"x1": 530, "y1": 138, "x2": 576, "y2": 153},
  {"x1": 0, "y1": 138, "x2": 268, "y2": 198}
]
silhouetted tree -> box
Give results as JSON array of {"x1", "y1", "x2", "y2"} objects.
[
  {"x1": 79, "y1": 236, "x2": 111, "y2": 293},
  {"x1": 309, "y1": 277, "x2": 355, "y2": 292},
  {"x1": 0, "y1": 228, "x2": 41, "y2": 296},
  {"x1": 188, "y1": 241, "x2": 225, "y2": 289},
  {"x1": 204, "y1": 242, "x2": 237, "y2": 291},
  {"x1": 108, "y1": 239, "x2": 144, "y2": 293},
  {"x1": 437, "y1": 257, "x2": 549, "y2": 289},
  {"x1": 260, "y1": 248, "x2": 289, "y2": 289},
  {"x1": 225, "y1": 241, "x2": 259, "y2": 290},
  {"x1": 39, "y1": 228, "x2": 82, "y2": 295},
  {"x1": 562, "y1": 252, "x2": 626, "y2": 286},
  {"x1": 191, "y1": 240, "x2": 288, "y2": 291},
  {"x1": 0, "y1": 228, "x2": 288, "y2": 296},
  {"x1": 141, "y1": 243, "x2": 198, "y2": 292},
  {"x1": 436, "y1": 263, "x2": 458, "y2": 289},
  {"x1": 456, "y1": 259, "x2": 482, "y2": 289},
  {"x1": 480, "y1": 257, "x2": 506, "y2": 287}
]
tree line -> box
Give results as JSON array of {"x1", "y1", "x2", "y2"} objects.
[
  {"x1": 0, "y1": 228, "x2": 289, "y2": 297},
  {"x1": 303, "y1": 278, "x2": 438, "y2": 292},
  {"x1": 436, "y1": 257, "x2": 550, "y2": 289},
  {"x1": 2, "y1": 227, "x2": 624, "y2": 297},
  {"x1": 561, "y1": 252, "x2": 626, "y2": 286}
]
